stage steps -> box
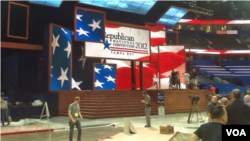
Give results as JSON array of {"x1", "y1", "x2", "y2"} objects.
[
  {"x1": 59, "y1": 90, "x2": 210, "y2": 119},
  {"x1": 61, "y1": 92, "x2": 160, "y2": 119}
]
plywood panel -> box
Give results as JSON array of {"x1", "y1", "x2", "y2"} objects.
[
  {"x1": 174, "y1": 92, "x2": 191, "y2": 108},
  {"x1": 58, "y1": 90, "x2": 212, "y2": 119},
  {"x1": 1, "y1": 42, "x2": 43, "y2": 50},
  {"x1": 164, "y1": 92, "x2": 175, "y2": 108}
]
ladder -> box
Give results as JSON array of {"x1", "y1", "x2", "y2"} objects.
[{"x1": 40, "y1": 102, "x2": 51, "y2": 131}]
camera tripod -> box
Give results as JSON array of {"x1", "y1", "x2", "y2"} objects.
[{"x1": 187, "y1": 101, "x2": 204, "y2": 124}]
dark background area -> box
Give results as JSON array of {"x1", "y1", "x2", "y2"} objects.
[
  {"x1": 1, "y1": 48, "x2": 41, "y2": 103},
  {"x1": 9, "y1": 4, "x2": 28, "y2": 37}
]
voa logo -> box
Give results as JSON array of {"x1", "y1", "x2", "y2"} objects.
[{"x1": 226, "y1": 129, "x2": 246, "y2": 136}]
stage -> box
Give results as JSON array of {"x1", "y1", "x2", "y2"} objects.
[{"x1": 58, "y1": 90, "x2": 212, "y2": 119}]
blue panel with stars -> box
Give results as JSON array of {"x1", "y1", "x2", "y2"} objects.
[
  {"x1": 50, "y1": 25, "x2": 72, "y2": 90},
  {"x1": 94, "y1": 64, "x2": 116, "y2": 90},
  {"x1": 75, "y1": 8, "x2": 105, "y2": 43}
]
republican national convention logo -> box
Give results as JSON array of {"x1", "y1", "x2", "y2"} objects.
[{"x1": 103, "y1": 32, "x2": 149, "y2": 56}]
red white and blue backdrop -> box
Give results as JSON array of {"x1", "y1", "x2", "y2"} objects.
[
  {"x1": 159, "y1": 45, "x2": 186, "y2": 89},
  {"x1": 43, "y1": 6, "x2": 187, "y2": 91},
  {"x1": 143, "y1": 62, "x2": 158, "y2": 90},
  {"x1": 106, "y1": 60, "x2": 132, "y2": 90},
  {"x1": 94, "y1": 64, "x2": 117, "y2": 90},
  {"x1": 146, "y1": 24, "x2": 165, "y2": 89},
  {"x1": 146, "y1": 24, "x2": 186, "y2": 89},
  {"x1": 44, "y1": 24, "x2": 72, "y2": 91},
  {"x1": 75, "y1": 7, "x2": 105, "y2": 43}
]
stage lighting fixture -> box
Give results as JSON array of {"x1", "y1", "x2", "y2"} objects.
[
  {"x1": 79, "y1": 0, "x2": 157, "y2": 15},
  {"x1": 29, "y1": 0, "x2": 62, "y2": 7},
  {"x1": 157, "y1": 7, "x2": 188, "y2": 27}
]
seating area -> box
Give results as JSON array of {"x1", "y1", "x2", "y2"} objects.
[
  {"x1": 205, "y1": 34, "x2": 248, "y2": 50},
  {"x1": 192, "y1": 60, "x2": 250, "y2": 94},
  {"x1": 167, "y1": 30, "x2": 249, "y2": 50},
  {"x1": 167, "y1": 31, "x2": 211, "y2": 49}
]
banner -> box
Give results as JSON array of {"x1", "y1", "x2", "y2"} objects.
[
  {"x1": 44, "y1": 24, "x2": 72, "y2": 91},
  {"x1": 217, "y1": 30, "x2": 227, "y2": 34},
  {"x1": 85, "y1": 24, "x2": 150, "y2": 61},
  {"x1": 94, "y1": 64, "x2": 117, "y2": 90},
  {"x1": 75, "y1": 7, "x2": 105, "y2": 43},
  {"x1": 158, "y1": 93, "x2": 164, "y2": 103},
  {"x1": 227, "y1": 30, "x2": 238, "y2": 34}
]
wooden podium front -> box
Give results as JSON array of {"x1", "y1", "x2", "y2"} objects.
[
  {"x1": 162, "y1": 90, "x2": 211, "y2": 114},
  {"x1": 58, "y1": 90, "x2": 212, "y2": 119}
]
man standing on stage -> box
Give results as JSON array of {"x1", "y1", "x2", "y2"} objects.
[
  {"x1": 171, "y1": 69, "x2": 176, "y2": 89},
  {"x1": 68, "y1": 97, "x2": 83, "y2": 141},
  {"x1": 175, "y1": 71, "x2": 180, "y2": 89},
  {"x1": 191, "y1": 69, "x2": 198, "y2": 89},
  {"x1": 183, "y1": 72, "x2": 190, "y2": 90},
  {"x1": 169, "y1": 75, "x2": 172, "y2": 89},
  {"x1": 141, "y1": 91, "x2": 151, "y2": 127},
  {"x1": 1, "y1": 98, "x2": 10, "y2": 126}
]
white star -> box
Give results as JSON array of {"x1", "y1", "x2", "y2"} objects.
[
  {"x1": 78, "y1": 46, "x2": 86, "y2": 69},
  {"x1": 64, "y1": 41, "x2": 71, "y2": 58},
  {"x1": 61, "y1": 28, "x2": 68, "y2": 34},
  {"x1": 76, "y1": 27, "x2": 89, "y2": 37},
  {"x1": 51, "y1": 34, "x2": 60, "y2": 55},
  {"x1": 88, "y1": 20, "x2": 101, "y2": 31},
  {"x1": 95, "y1": 80, "x2": 104, "y2": 88},
  {"x1": 76, "y1": 14, "x2": 83, "y2": 21},
  {"x1": 57, "y1": 68, "x2": 69, "y2": 88},
  {"x1": 72, "y1": 78, "x2": 82, "y2": 91},
  {"x1": 103, "y1": 65, "x2": 113, "y2": 71},
  {"x1": 104, "y1": 75, "x2": 116, "y2": 83},
  {"x1": 95, "y1": 67, "x2": 101, "y2": 74},
  {"x1": 51, "y1": 66, "x2": 53, "y2": 77}
]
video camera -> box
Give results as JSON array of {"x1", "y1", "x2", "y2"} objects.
[{"x1": 189, "y1": 95, "x2": 199, "y2": 105}]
